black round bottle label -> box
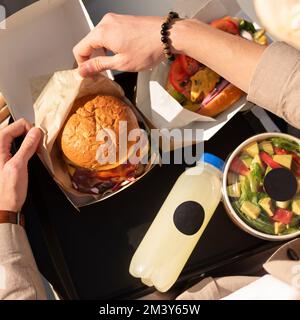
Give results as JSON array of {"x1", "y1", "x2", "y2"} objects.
[
  {"x1": 264, "y1": 168, "x2": 297, "y2": 201},
  {"x1": 173, "y1": 201, "x2": 205, "y2": 236}
]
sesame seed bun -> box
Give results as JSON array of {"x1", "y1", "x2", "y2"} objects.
[{"x1": 60, "y1": 95, "x2": 140, "y2": 171}]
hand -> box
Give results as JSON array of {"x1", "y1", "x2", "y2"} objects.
[
  {"x1": 0, "y1": 119, "x2": 42, "y2": 212},
  {"x1": 73, "y1": 13, "x2": 165, "y2": 77}
]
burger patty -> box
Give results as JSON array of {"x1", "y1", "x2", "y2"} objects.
[{"x1": 71, "y1": 163, "x2": 146, "y2": 194}]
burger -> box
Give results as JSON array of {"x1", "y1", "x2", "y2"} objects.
[
  {"x1": 166, "y1": 16, "x2": 268, "y2": 117},
  {"x1": 60, "y1": 95, "x2": 147, "y2": 194}
]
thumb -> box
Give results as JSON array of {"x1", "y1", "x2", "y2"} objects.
[
  {"x1": 79, "y1": 55, "x2": 121, "y2": 77},
  {"x1": 14, "y1": 127, "x2": 42, "y2": 164}
]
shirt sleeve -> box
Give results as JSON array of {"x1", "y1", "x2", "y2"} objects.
[
  {"x1": 247, "y1": 41, "x2": 300, "y2": 129},
  {"x1": 0, "y1": 224, "x2": 47, "y2": 300},
  {"x1": 263, "y1": 238, "x2": 300, "y2": 289}
]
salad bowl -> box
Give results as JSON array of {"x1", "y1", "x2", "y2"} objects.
[{"x1": 223, "y1": 133, "x2": 300, "y2": 241}]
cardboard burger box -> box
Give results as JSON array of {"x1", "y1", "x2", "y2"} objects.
[
  {"x1": 0, "y1": 0, "x2": 114, "y2": 122},
  {"x1": 0, "y1": 0, "x2": 156, "y2": 208}
]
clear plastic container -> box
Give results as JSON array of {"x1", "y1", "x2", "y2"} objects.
[{"x1": 129, "y1": 154, "x2": 224, "y2": 292}]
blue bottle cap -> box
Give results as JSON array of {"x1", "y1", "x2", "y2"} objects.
[{"x1": 200, "y1": 153, "x2": 224, "y2": 172}]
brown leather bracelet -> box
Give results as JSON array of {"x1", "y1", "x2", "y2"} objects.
[{"x1": 0, "y1": 210, "x2": 25, "y2": 227}]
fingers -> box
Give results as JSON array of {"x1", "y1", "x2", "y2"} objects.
[
  {"x1": 73, "y1": 31, "x2": 104, "y2": 65},
  {"x1": 0, "y1": 119, "x2": 32, "y2": 168},
  {"x1": 13, "y1": 127, "x2": 42, "y2": 165},
  {"x1": 79, "y1": 54, "x2": 123, "y2": 77}
]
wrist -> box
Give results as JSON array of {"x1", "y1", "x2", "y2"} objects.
[
  {"x1": 0, "y1": 203, "x2": 20, "y2": 213},
  {"x1": 0, "y1": 195, "x2": 22, "y2": 213},
  {"x1": 0, "y1": 210, "x2": 25, "y2": 227},
  {"x1": 169, "y1": 18, "x2": 207, "y2": 55}
]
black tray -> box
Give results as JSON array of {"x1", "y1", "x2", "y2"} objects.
[{"x1": 22, "y1": 73, "x2": 288, "y2": 300}]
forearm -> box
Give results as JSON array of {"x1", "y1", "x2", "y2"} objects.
[
  {"x1": 170, "y1": 19, "x2": 267, "y2": 92},
  {"x1": 0, "y1": 224, "x2": 46, "y2": 300}
]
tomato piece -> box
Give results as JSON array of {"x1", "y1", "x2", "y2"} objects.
[
  {"x1": 274, "y1": 147, "x2": 289, "y2": 155},
  {"x1": 292, "y1": 161, "x2": 300, "y2": 177},
  {"x1": 169, "y1": 56, "x2": 191, "y2": 98},
  {"x1": 96, "y1": 164, "x2": 137, "y2": 180},
  {"x1": 211, "y1": 16, "x2": 239, "y2": 35},
  {"x1": 292, "y1": 152, "x2": 300, "y2": 166},
  {"x1": 274, "y1": 148, "x2": 300, "y2": 166},
  {"x1": 229, "y1": 157, "x2": 249, "y2": 176},
  {"x1": 178, "y1": 55, "x2": 201, "y2": 76},
  {"x1": 273, "y1": 208, "x2": 294, "y2": 225},
  {"x1": 259, "y1": 152, "x2": 282, "y2": 169}
]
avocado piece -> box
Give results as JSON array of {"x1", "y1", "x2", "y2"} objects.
[
  {"x1": 241, "y1": 156, "x2": 253, "y2": 169},
  {"x1": 274, "y1": 222, "x2": 285, "y2": 235},
  {"x1": 252, "y1": 154, "x2": 264, "y2": 169},
  {"x1": 243, "y1": 142, "x2": 259, "y2": 158},
  {"x1": 292, "y1": 198, "x2": 300, "y2": 216},
  {"x1": 227, "y1": 183, "x2": 241, "y2": 198},
  {"x1": 273, "y1": 155, "x2": 293, "y2": 169},
  {"x1": 265, "y1": 166, "x2": 272, "y2": 177},
  {"x1": 240, "y1": 201, "x2": 260, "y2": 219},
  {"x1": 239, "y1": 175, "x2": 246, "y2": 182},
  {"x1": 276, "y1": 201, "x2": 290, "y2": 209},
  {"x1": 259, "y1": 198, "x2": 274, "y2": 217},
  {"x1": 259, "y1": 141, "x2": 274, "y2": 155}
]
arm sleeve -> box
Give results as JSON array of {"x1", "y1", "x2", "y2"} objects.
[
  {"x1": 263, "y1": 238, "x2": 300, "y2": 289},
  {"x1": 0, "y1": 224, "x2": 47, "y2": 300},
  {"x1": 247, "y1": 41, "x2": 300, "y2": 129}
]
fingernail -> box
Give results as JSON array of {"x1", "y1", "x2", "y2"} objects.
[
  {"x1": 79, "y1": 62, "x2": 92, "y2": 77},
  {"x1": 27, "y1": 127, "x2": 42, "y2": 139}
]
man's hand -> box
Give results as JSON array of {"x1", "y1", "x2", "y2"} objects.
[
  {"x1": 74, "y1": 13, "x2": 266, "y2": 91},
  {"x1": 0, "y1": 119, "x2": 42, "y2": 212},
  {"x1": 73, "y1": 13, "x2": 165, "y2": 77}
]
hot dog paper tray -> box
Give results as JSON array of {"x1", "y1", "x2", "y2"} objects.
[{"x1": 136, "y1": 0, "x2": 261, "y2": 146}]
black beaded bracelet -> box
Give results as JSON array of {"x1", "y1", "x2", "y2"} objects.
[{"x1": 161, "y1": 11, "x2": 179, "y2": 62}]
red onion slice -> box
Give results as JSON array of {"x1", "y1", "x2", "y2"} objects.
[{"x1": 202, "y1": 79, "x2": 230, "y2": 106}]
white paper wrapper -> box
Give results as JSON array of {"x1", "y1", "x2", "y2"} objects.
[
  {"x1": 0, "y1": 0, "x2": 156, "y2": 209},
  {"x1": 34, "y1": 70, "x2": 156, "y2": 208},
  {"x1": 0, "y1": 0, "x2": 115, "y2": 123},
  {"x1": 136, "y1": 0, "x2": 251, "y2": 143}
]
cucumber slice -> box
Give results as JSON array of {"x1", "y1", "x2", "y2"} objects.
[{"x1": 167, "y1": 85, "x2": 187, "y2": 104}]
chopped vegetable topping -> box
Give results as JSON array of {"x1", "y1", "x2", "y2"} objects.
[
  {"x1": 271, "y1": 137, "x2": 300, "y2": 153},
  {"x1": 239, "y1": 19, "x2": 256, "y2": 34},
  {"x1": 227, "y1": 137, "x2": 300, "y2": 235},
  {"x1": 260, "y1": 152, "x2": 282, "y2": 169},
  {"x1": 273, "y1": 208, "x2": 294, "y2": 225},
  {"x1": 230, "y1": 157, "x2": 250, "y2": 176}
]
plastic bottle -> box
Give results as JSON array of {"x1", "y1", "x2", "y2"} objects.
[{"x1": 129, "y1": 153, "x2": 224, "y2": 292}]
